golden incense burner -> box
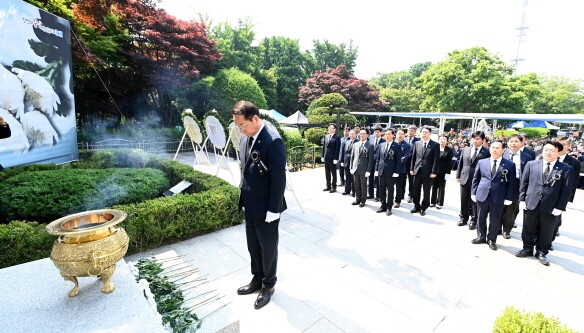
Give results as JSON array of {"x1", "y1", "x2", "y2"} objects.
[{"x1": 46, "y1": 209, "x2": 129, "y2": 297}]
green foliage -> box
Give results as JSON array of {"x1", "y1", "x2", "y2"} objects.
[
  {"x1": 495, "y1": 130, "x2": 519, "y2": 138},
  {"x1": 307, "y1": 39, "x2": 359, "y2": 73},
  {"x1": 493, "y1": 306, "x2": 577, "y2": 333},
  {"x1": 212, "y1": 68, "x2": 268, "y2": 110},
  {"x1": 210, "y1": 18, "x2": 258, "y2": 73},
  {"x1": 0, "y1": 168, "x2": 170, "y2": 224},
  {"x1": 380, "y1": 87, "x2": 423, "y2": 112},
  {"x1": 308, "y1": 107, "x2": 357, "y2": 126},
  {"x1": 0, "y1": 221, "x2": 57, "y2": 269},
  {"x1": 311, "y1": 93, "x2": 348, "y2": 108},
  {"x1": 520, "y1": 128, "x2": 550, "y2": 139},
  {"x1": 282, "y1": 128, "x2": 310, "y2": 149},
  {"x1": 305, "y1": 127, "x2": 329, "y2": 145},
  {"x1": 253, "y1": 67, "x2": 279, "y2": 109},
  {"x1": 529, "y1": 75, "x2": 584, "y2": 114},
  {"x1": 369, "y1": 62, "x2": 432, "y2": 89}
]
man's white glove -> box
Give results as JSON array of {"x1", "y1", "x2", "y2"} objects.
[
  {"x1": 551, "y1": 208, "x2": 563, "y2": 216},
  {"x1": 321, "y1": 157, "x2": 324, "y2": 163},
  {"x1": 340, "y1": 162, "x2": 344, "y2": 167},
  {"x1": 365, "y1": 172, "x2": 370, "y2": 177},
  {"x1": 519, "y1": 201, "x2": 526, "y2": 211},
  {"x1": 471, "y1": 195, "x2": 476, "y2": 202},
  {"x1": 374, "y1": 171, "x2": 379, "y2": 177},
  {"x1": 444, "y1": 174, "x2": 450, "y2": 180},
  {"x1": 392, "y1": 173, "x2": 399, "y2": 178},
  {"x1": 265, "y1": 211, "x2": 280, "y2": 222},
  {"x1": 333, "y1": 159, "x2": 338, "y2": 164},
  {"x1": 504, "y1": 200, "x2": 512, "y2": 206}
]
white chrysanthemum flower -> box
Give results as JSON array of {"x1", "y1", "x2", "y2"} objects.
[
  {"x1": 20, "y1": 110, "x2": 59, "y2": 146},
  {"x1": 0, "y1": 66, "x2": 25, "y2": 119},
  {"x1": 11, "y1": 68, "x2": 60, "y2": 115},
  {"x1": 0, "y1": 108, "x2": 30, "y2": 154}
]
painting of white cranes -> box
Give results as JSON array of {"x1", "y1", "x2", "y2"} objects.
[{"x1": 0, "y1": 0, "x2": 78, "y2": 168}]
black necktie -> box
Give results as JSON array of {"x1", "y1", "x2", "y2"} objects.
[
  {"x1": 491, "y1": 159, "x2": 497, "y2": 177},
  {"x1": 246, "y1": 137, "x2": 254, "y2": 161},
  {"x1": 510, "y1": 153, "x2": 516, "y2": 162},
  {"x1": 543, "y1": 162, "x2": 550, "y2": 181},
  {"x1": 472, "y1": 148, "x2": 478, "y2": 162},
  {"x1": 424, "y1": 142, "x2": 427, "y2": 150}
]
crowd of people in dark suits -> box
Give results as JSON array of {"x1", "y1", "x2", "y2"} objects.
[{"x1": 322, "y1": 124, "x2": 581, "y2": 267}]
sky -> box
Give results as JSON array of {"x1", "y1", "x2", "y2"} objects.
[{"x1": 159, "y1": 0, "x2": 584, "y2": 81}]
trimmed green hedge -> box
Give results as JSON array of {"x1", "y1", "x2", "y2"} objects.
[
  {"x1": 493, "y1": 306, "x2": 577, "y2": 333},
  {"x1": 0, "y1": 168, "x2": 169, "y2": 224},
  {"x1": 0, "y1": 149, "x2": 243, "y2": 269}
]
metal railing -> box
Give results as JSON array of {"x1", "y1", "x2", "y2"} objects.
[
  {"x1": 287, "y1": 146, "x2": 322, "y2": 172},
  {"x1": 78, "y1": 139, "x2": 192, "y2": 153}
]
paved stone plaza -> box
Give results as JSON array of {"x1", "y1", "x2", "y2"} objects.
[{"x1": 126, "y1": 153, "x2": 584, "y2": 333}]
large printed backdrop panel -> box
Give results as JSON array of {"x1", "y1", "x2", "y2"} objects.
[{"x1": 0, "y1": 0, "x2": 78, "y2": 168}]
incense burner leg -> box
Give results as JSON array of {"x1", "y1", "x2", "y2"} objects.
[
  {"x1": 61, "y1": 273, "x2": 79, "y2": 297},
  {"x1": 100, "y1": 265, "x2": 116, "y2": 293}
]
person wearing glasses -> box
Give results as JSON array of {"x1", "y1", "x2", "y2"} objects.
[{"x1": 232, "y1": 101, "x2": 287, "y2": 309}]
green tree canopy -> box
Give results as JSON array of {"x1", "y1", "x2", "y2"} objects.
[
  {"x1": 212, "y1": 68, "x2": 268, "y2": 114},
  {"x1": 529, "y1": 75, "x2": 584, "y2": 114},
  {"x1": 306, "y1": 39, "x2": 358, "y2": 73}
]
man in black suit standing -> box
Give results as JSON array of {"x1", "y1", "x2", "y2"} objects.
[
  {"x1": 552, "y1": 136, "x2": 581, "y2": 240},
  {"x1": 516, "y1": 141, "x2": 573, "y2": 266},
  {"x1": 232, "y1": 101, "x2": 287, "y2": 309},
  {"x1": 368, "y1": 127, "x2": 385, "y2": 201},
  {"x1": 341, "y1": 129, "x2": 358, "y2": 196},
  {"x1": 404, "y1": 125, "x2": 420, "y2": 203},
  {"x1": 338, "y1": 127, "x2": 350, "y2": 186},
  {"x1": 410, "y1": 126, "x2": 440, "y2": 216},
  {"x1": 321, "y1": 124, "x2": 341, "y2": 193},
  {"x1": 471, "y1": 140, "x2": 516, "y2": 250},
  {"x1": 350, "y1": 129, "x2": 374, "y2": 208},
  {"x1": 394, "y1": 129, "x2": 412, "y2": 209},
  {"x1": 456, "y1": 131, "x2": 490, "y2": 229},
  {"x1": 0, "y1": 116, "x2": 11, "y2": 172},
  {"x1": 501, "y1": 134, "x2": 534, "y2": 238},
  {"x1": 430, "y1": 135, "x2": 453, "y2": 209},
  {"x1": 374, "y1": 129, "x2": 403, "y2": 216}
]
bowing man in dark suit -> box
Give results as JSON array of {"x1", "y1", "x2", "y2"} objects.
[
  {"x1": 470, "y1": 140, "x2": 516, "y2": 250},
  {"x1": 374, "y1": 129, "x2": 403, "y2": 216},
  {"x1": 368, "y1": 127, "x2": 386, "y2": 200},
  {"x1": 501, "y1": 134, "x2": 534, "y2": 238},
  {"x1": 409, "y1": 126, "x2": 440, "y2": 216},
  {"x1": 340, "y1": 130, "x2": 358, "y2": 196},
  {"x1": 232, "y1": 101, "x2": 287, "y2": 309},
  {"x1": 350, "y1": 129, "x2": 374, "y2": 207},
  {"x1": 456, "y1": 131, "x2": 490, "y2": 229},
  {"x1": 430, "y1": 135, "x2": 454, "y2": 209},
  {"x1": 552, "y1": 136, "x2": 581, "y2": 241},
  {"x1": 394, "y1": 129, "x2": 412, "y2": 208},
  {"x1": 516, "y1": 141, "x2": 573, "y2": 266},
  {"x1": 321, "y1": 124, "x2": 341, "y2": 193}
]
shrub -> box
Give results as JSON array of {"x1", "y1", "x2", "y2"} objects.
[
  {"x1": 520, "y1": 128, "x2": 550, "y2": 139},
  {"x1": 495, "y1": 130, "x2": 519, "y2": 139},
  {"x1": 308, "y1": 107, "x2": 357, "y2": 126},
  {"x1": 493, "y1": 306, "x2": 577, "y2": 333},
  {"x1": 312, "y1": 93, "x2": 348, "y2": 108},
  {"x1": 282, "y1": 128, "x2": 309, "y2": 149},
  {"x1": 0, "y1": 221, "x2": 57, "y2": 269},
  {"x1": 212, "y1": 68, "x2": 268, "y2": 110},
  {"x1": 0, "y1": 168, "x2": 170, "y2": 224},
  {"x1": 305, "y1": 127, "x2": 328, "y2": 146}
]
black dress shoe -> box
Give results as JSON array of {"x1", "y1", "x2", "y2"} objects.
[
  {"x1": 535, "y1": 252, "x2": 550, "y2": 266},
  {"x1": 513, "y1": 223, "x2": 517, "y2": 228},
  {"x1": 488, "y1": 240, "x2": 497, "y2": 251},
  {"x1": 376, "y1": 207, "x2": 387, "y2": 213},
  {"x1": 502, "y1": 232, "x2": 511, "y2": 239},
  {"x1": 351, "y1": 201, "x2": 360, "y2": 205},
  {"x1": 407, "y1": 197, "x2": 413, "y2": 203},
  {"x1": 342, "y1": 192, "x2": 350, "y2": 195},
  {"x1": 374, "y1": 197, "x2": 380, "y2": 202},
  {"x1": 468, "y1": 222, "x2": 477, "y2": 230},
  {"x1": 254, "y1": 287, "x2": 275, "y2": 309},
  {"x1": 323, "y1": 187, "x2": 331, "y2": 191},
  {"x1": 515, "y1": 249, "x2": 534, "y2": 257},
  {"x1": 339, "y1": 182, "x2": 345, "y2": 186},
  {"x1": 367, "y1": 195, "x2": 374, "y2": 199},
  {"x1": 436, "y1": 205, "x2": 442, "y2": 210},
  {"x1": 457, "y1": 220, "x2": 468, "y2": 226},
  {"x1": 420, "y1": 210, "x2": 426, "y2": 216},
  {"x1": 471, "y1": 238, "x2": 487, "y2": 244},
  {"x1": 430, "y1": 204, "x2": 436, "y2": 208},
  {"x1": 549, "y1": 245, "x2": 554, "y2": 251},
  {"x1": 351, "y1": 193, "x2": 355, "y2": 197},
  {"x1": 359, "y1": 203, "x2": 365, "y2": 208},
  {"x1": 329, "y1": 188, "x2": 336, "y2": 193},
  {"x1": 237, "y1": 281, "x2": 262, "y2": 295},
  {"x1": 410, "y1": 208, "x2": 421, "y2": 214},
  {"x1": 386, "y1": 210, "x2": 392, "y2": 216}
]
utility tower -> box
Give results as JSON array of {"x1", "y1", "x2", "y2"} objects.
[{"x1": 512, "y1": 0, "x2": 529, "y2": 72}]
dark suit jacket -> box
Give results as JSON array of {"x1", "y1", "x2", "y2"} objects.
[
  {"x1": 410, "y1": 140, "x2": 440, "y2": 176},
  {"x1": 503, "y1": 149, "x2": 534, "y2": 180},
  {"x1": 322, "y1": 133, "x2": 341, "y2": 163},
  {"x1": 341, "y1": 138, "x2": 358, "y2": 166},
  {"x1": 375, "y1": 141, "x2": 403, "y2": 177},
  {"x1": 370, "y1": 137, "x2": 386, "y2": 171},
  {"x1": 397, "y1": 140, "x2": 411, "y2": 173},
  {"x1": 404, "y1": 136, "x2": 420, "y2": 146},
  {"x1": 522, "y1": 147, "x2": 536, "y2": 159},
  {"x1": 437, "y1": 146, "x2": 454, "y2": 174},
  {"x1": 561, "y1": 154, "x2": 581, "y2": 202},
  {"x1": 456, "y1": 146, "x2": 491, "y2": 185},
  {"x1": 471, "y1": 158, "x2": 516, "y2": 204},
  {"x1": 239, "y1": 126, "x2": 287, "y2": 220},
  {"x1": 519, "y1": 160, "x2": 573, "y2": 213},
  {"x1": 350, "y1": 141, "x2": 374, "y2": 175},
  {"x1": 0, "y1": 124, "x2": 10, "y2": 139}
]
